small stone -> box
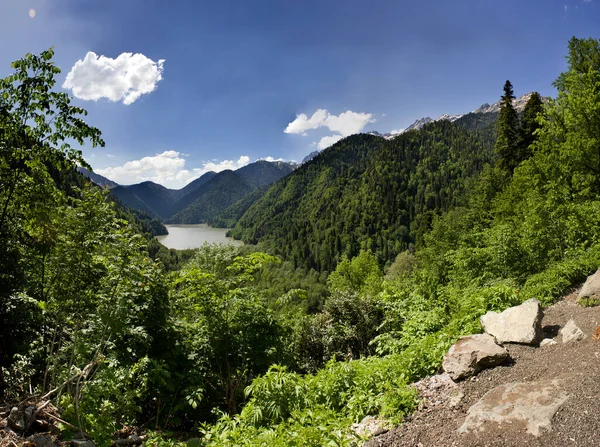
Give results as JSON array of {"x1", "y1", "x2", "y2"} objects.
[
  {"x1": 71, "y1": 441, "x2": 95, "y2": 447},
  {"x1": 28, "y1": 434, "x2": 57, "y2": 447},
  {"x1": 560, "y1": 319, "x2": 586, "y2": 343},
  {"x1": 449, "y1": 391, "x2": 464, "y2": 408},
  {"x1": 540, "y1": 338, "x2": 558, "y2": 347},
  {"x1": 481, "y1": 299, "x2": 544, "y2": 345}
]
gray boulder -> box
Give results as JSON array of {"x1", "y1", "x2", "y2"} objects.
[
  {"x1": 480, "y1": 298, "x2": 543, "y2": 345},
  {"x1": 442, "y1": 334, "x2": 508, "y2": 381},
  {"x1": 458, "y1": 380, "x2": 568, "y2": 436},
  {"x1": 560, "y1": 319, "x2": 586, "y2": 343},
  {"x1": 577, "y1": 268, "x2": 600, "y2": 301}
]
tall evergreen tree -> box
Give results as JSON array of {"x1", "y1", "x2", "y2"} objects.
[
  {"x1": 519, "y1": 92, "x2": 545, "y2": 162},
  {"x1": 495, "y1": 80, "x2": 521, "y2": 172}
]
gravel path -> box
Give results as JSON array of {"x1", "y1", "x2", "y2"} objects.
[{"x1": 366, "y1": 293, "x2": 600, "y2": 447}]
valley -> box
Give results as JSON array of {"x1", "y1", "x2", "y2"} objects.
[{"x1": 2, "y1": 34, "x2": 600, "y2": 447}]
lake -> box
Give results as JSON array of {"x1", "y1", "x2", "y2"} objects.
[{"x1": 155, "y1": 224, "x2": 243, "y2": 250}]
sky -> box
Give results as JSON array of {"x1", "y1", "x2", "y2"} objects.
[{"x1": 1, "y1": 0, "x2": 599, "y2": 188}]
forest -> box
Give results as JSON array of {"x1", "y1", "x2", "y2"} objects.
[{"x1": 1, "y1": 37, "x2": 600, "y2": 446}]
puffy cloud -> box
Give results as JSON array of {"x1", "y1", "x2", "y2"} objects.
[
  {"x1": 284, "y1": 109, "x2": 375, "y2": 137},
  {"x1": 63, "y1": 51, "x2": 165, "y2": 105},
  {"x1": 317, "y1": 135, "x2": 344, "y2": 150},
  {"x1": 96, "y1": 150, "x2": 185, "y2": 186}
]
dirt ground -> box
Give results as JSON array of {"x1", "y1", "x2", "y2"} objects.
[{"x1": 366, "y1": 292, "x2": 600, "y2": 447}]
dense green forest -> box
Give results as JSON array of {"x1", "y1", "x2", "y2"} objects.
[
  {"x1": 2, "y1": 37, "x2": 600, "y2": 447},
  {"x1": 231, "y1": 121, "x2": 496, "y2": 271}
]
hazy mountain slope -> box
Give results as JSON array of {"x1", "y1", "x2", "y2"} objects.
[
  {"x1": 167, "y1": 170, "x2": 255, "y2": 224},
  {"x1": 77, "y1": 166, "x2": 119, "y2": 189},
  {"x1": 207, "y1": 184, "x2": 271, "y2": 228},
  {"x1": 111, "y1": 181, "x2": 179, "y2": 218},
  {"x1": 177, "y1": 171, "x2": 217, "y2": 199},
  {"x1": 231, "y1": 121, "x2": 496, "y2": 271},
  {"x1": 235, "y1": 160, "x2": 296, "y2": 188}
]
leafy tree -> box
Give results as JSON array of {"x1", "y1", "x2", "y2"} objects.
[
  {"x1": 0, "y1": 48, "x2": 104, "y2": 398},
  {"x1": 171, "y1": 245, "x2": 282, "y2": 417},
  {"x1": 495, "y1": 80, "x2": 521, "y2": 172}
]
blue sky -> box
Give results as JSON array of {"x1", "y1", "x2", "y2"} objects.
[{"x1": 1, "y1": 0, "x2": 599, "y2": 187}]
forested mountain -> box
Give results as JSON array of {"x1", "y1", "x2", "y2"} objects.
[
  {"x1": 231, "y1": 121, "x2": 496, "y2": 271},
  {"x1": 108, "y1": 160, "x2": 295, "y2": 223},
  {"x1": 208, "y1": 184, "x2": 271, "y2": 228},
  {"x1": 166, "y1": 170, "x2": 254, "y2": 223}
]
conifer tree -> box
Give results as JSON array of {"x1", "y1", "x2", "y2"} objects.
[
  {"x1": 519, "y1": 92, "x2": 544, "y2": 162},
  {"x1": 495, "y1": 80, "x2": 521, "y2": 172}
]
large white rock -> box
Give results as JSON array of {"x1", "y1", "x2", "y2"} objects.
[
  {"x1": 480, "y1": 299, "x2": 543, "y2": 345},
  {"x1": 458, "y1": 380, "x2": 568, "y2": 437},
  {"x1": 560, "y1": 319, "x2": 586, "y2": 343},
  {"x1": 577, "y1": 268, "x2": 600, "y2": 301},
  {"x1": 442, "y1": 334, "x2": 508, "y2": 381}
]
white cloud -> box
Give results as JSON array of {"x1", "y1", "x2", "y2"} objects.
[
  {"x1": 63, "y1": 51, "x2": 165, "y2": 105},
  {"x1": 28, "y1": 9, "x2": 36, "y2": 18},
  {"x1": 284, "y1": 109, "x2": 375, "y2": 137},
  {"x1": 96, "y1": 150, "x2": 185, "y2": 186},
  {"x1": 317, "y1": 135, "x2": 344, "y2": 150}
]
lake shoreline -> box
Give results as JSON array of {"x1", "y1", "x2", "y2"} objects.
[{"x1": 156, "y1": 224, "x2": 243, "y2": 250}]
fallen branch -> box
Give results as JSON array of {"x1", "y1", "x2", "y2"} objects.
[
  {"x1": 44, "y1": 411, "x2": 75, "y2": 429},
  {"x1": 40, "y1": 359, "x2": 99, "y2": 401}
]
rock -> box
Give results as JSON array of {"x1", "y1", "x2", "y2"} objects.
[
  {"x1": 7, "y1": 406, "x2": 25, "y2": 432},
  {"x1": 28, "y1": 434, "x2": 58, "y2": 447},
  {"x1": 540, "y1": 338, "x2": 558, "y2": 347},
  {"x1": 458, "y1": 380, "x2": 568, "y2": 436},
  {"x1": 480, "y1": 299, "x2": 544, "y2": 345},
  {"x1": 442, "y1": 334, "x2": 509, "y2": 381},
  {"x1": 351, "y1": 416, "x2": 389, "y2": 437},
  {"x1": 560, "y1": 319, "x2": 586, "y2": 343},
  {"x1": 577, "y1": 268, "x2": 600, "y2": 301}
]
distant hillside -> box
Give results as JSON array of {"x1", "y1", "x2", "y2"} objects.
[
  {"x1": 167, "y1": 170, "x2": 254, "y2": 224},
  {"x1": 208, "y1": 184, "x2": 271, "y2": 228},
  {"x1": 230, "y1": 120, "x2": 496, "y2": 271},
  {"x1": 77, "y1": 166, "x2": 118, "y2": 188},
  {"x1": 109, "y1": 160, "x2": 296, "y2": 224}
]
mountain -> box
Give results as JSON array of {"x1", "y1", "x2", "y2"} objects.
[
  {"x1": 230, "y1": 120, "x2": 496, "y2": 271},
  {"x1": 208, "y1": 184, "x2": 272, "y2": 228},
  {"x1": 109, "y1": 160, "x2": 296, "y2": 224},
  {"x1": 77, "y1": 166, "x2": 119, "y2": 189},
  {"x1": 384, "y1": 93, "x2": 547, "y2": 138},
  {"x1": 302, "y1": 151, "x2": 320, "y2": 164},
  {"x1": 236, "y1": 160, "x2": 296, "y2": 188},
  {"x1": 111, "y1": 181, "x2": 179, "y2": 218}
]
